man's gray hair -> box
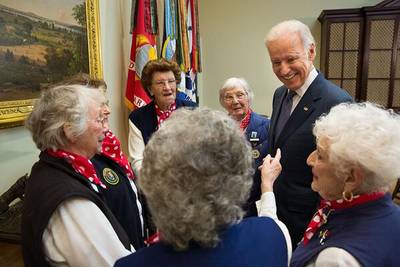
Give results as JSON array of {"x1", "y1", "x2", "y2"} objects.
[
  {"x1": 313, "y1": 102, "x2": 400, "y2": 193},
  {"x1": 26, "y1": 84, "x2": 105, "y2": 151},
  {"x1": 265, "y1": 20, "x2": 315, "y2": 53},
  {"x1": 140, "y1": 107, "x2": 254, "y2": 250}
]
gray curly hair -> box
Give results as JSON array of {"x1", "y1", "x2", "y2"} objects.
[
  {"x1": 140, "y1": 107, "x2": 254, "y2": 250},
  {"x1": 313, "y1": 102, "x2": 400, "y2": 193},
  {"x1": 25, "y1": 84, "x2": 105, "y2": 151}
]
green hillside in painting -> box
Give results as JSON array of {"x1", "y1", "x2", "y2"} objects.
[{"x1": 0, "y1": 3, "x2": 88, "y2": 101}]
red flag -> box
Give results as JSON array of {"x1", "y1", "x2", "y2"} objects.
[
  {"x1": 189, "y1": 0, "x2": 200, "y2": 72},
  {"x1": 125, "y1": 0, "x2": 157, "y2": 110}
]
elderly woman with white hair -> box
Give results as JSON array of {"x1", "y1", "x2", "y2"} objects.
[
  {"x1": 65, "y1": 76, "x2": 145, "y2": 250},
  {"x1": 219, "y1": 77, "x2": 270, "y2": 217},
  {"x1": 115, "y1": 108, "x2": 291, "y2": 267},
  {"x1": 22, "y1": 85, "x2": 133, "y2": 267},
  {"x1": 260, "y1": 102, "x2": 400, "y2": 267}
]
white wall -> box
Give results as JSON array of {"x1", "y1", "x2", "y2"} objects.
[
  {"x1": 99, "y1": 0, "x2": 132, "y2": 151},
  {"x1": 198, "y1": 0, "x2": 381, "y2": 116},
  {"x1": 0, "y1": 0, "x2": 382, "y2": 194},
  {"x1": 0, "y1": 127, "x2": 37, "y2": 194}
]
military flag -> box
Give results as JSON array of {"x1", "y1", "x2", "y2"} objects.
[{"x1": 125, "y1": 0, "x2": 158, "y2": 110}]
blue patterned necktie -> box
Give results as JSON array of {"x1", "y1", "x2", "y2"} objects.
[{"x1": 275, "y1": 90, "x2": 296, "y2": 138}]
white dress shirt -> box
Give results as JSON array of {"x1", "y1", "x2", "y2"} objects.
[
  {"x1": 290, "y1": 67, "x2": 318, "y2": 114},
  {"x1": 42, "y1": 177, "x2": 142, "y2": 267},
  {"x1": 43, "y1": 198, "x2": 133, "y2": 267},
  {"x1": 128, "y1": 120, "x2": 145, "y2": 177}
]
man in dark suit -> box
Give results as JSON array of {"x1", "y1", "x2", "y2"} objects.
[{"x1": 264, "y1": 20, "x2": 353, "y2": 248}]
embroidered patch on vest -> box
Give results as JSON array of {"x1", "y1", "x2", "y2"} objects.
[{"x1": 102, "y1": 168, "x2": 119, "y2": 185}]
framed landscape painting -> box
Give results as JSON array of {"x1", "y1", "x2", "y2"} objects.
[{"x1": 0, "y1": 0, "x2": 102, "y2": 128}]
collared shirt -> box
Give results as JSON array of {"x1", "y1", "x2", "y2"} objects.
[
  {"x1": 290, "y1": 67, "x2": 318, "y2": 114},
  {"x1": 43, "y1": 197, "x2": 134, "y2": 267}
]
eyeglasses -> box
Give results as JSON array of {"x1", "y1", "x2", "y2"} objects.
[
  {"x1": 224, "y1": 92, "x2": 247, "y2": 103},
  {"x1": 153, "y1": 79, "x2": 176, "y2": 88}
]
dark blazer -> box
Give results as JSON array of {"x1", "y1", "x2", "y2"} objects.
[{"x1": 268, "y1": 72, "x2": 352, "y2": 248}]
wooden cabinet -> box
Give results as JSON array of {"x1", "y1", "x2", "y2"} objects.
[{"x1": 319, "y1": 0, "x2": 400, "y2": 110}]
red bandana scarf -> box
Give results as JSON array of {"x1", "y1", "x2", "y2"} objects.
[
  {"x1": 101, "y1": 130, "x2": 135, "y2": 180},
  {"x1": 145, "y1": 231, "x2": 161, "y2": 245},
  {"x1": 47, "y1": 149, "x2": 107, "y2": 190},
  {"x1": 239, "y1": 109, "x2": 252, "y2": 130},
  {"x1": 302, "y1": 191, "x2": 385, "y2": 245},
  {"x1": 155, "y1": 102, "x2": 177, "y2": 126}
]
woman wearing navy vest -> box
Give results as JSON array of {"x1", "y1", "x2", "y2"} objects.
[
  {"x1": 88, "y1": 79, "x2": 145, "y2": 250},
  {"x1": 128, "y1": 58, "x2": 197, "y2": 177},
  {"x1": 263, "y1": 102, "x2": 400, "y2": 267},
  {"x1": 59, "y1": 75, "x2": 145, "y2": 250},
  {"x1": 22, "y1": 85, "x2": 132, "y2": 267},
  {"x1": 219, "y1": 77, "x2": 270, "y2": 217},
  {"x1": 116, "y1": 108, "x2": 291, "y2": 267},
  {"x1": 128, "y1": 59, "x2": 196, "y2": 239}
]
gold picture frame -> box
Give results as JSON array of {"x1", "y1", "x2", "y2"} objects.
[{"x1": 0, "y1": 0, "x2": 103, "y2": 129}]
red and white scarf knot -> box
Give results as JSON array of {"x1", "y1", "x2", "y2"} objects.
[
  {"x1": 155, "y1": 102, "x2": 177, "y2": 126},
  {"x1": 47, "y1": 149, "x2": 107, "y2": 189},
  {"x1": 239, "y1": 109, "x2": 252, "y2": 130},
  {"x1": 102, "y1": 130, "x2": 135, "y2": 180}
]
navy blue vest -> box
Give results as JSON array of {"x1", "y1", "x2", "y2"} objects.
[
  {"x1": 92, "y1": 154, "x2": 144, "y2": 250},
  {"x1": 115, "y1": 216, "x2": 288, "y2": 267},
  {"x1": 291, "y1": 194, "x2": 400, "y2": 267},
  {"x1": 22, "y1": 152, "x2": 130, "y2": 267},
  {"x1": 129, "y1": 99, "x2": 197, "y2": 145}
]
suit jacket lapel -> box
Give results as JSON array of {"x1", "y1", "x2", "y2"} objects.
[
  {"x1": 275, "y1": 75, "x2": 323, "y2": 148},
  {"x1": 270, "y1": 88, "x2": 287, "y2": 147}
]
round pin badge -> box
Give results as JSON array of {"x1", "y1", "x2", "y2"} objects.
[
  {"x1": 252, "y1": 149, "x2": 260, "y2": 159},
  {"x1": 102, "y1": 168, "x2": 119, "y2": 185}
]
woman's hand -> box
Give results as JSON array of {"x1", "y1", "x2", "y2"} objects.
[{"x1": 259, "y1": 148, "x2": 282, "y2": 193}]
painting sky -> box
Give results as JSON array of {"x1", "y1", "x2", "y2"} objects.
[{"x1": 0, "y1": 0, "x2": 84, "y2": 26}]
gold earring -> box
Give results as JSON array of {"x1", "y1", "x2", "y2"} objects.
[{"x1": 342, "y1": 191, "x2": 354, "y2": 202}]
